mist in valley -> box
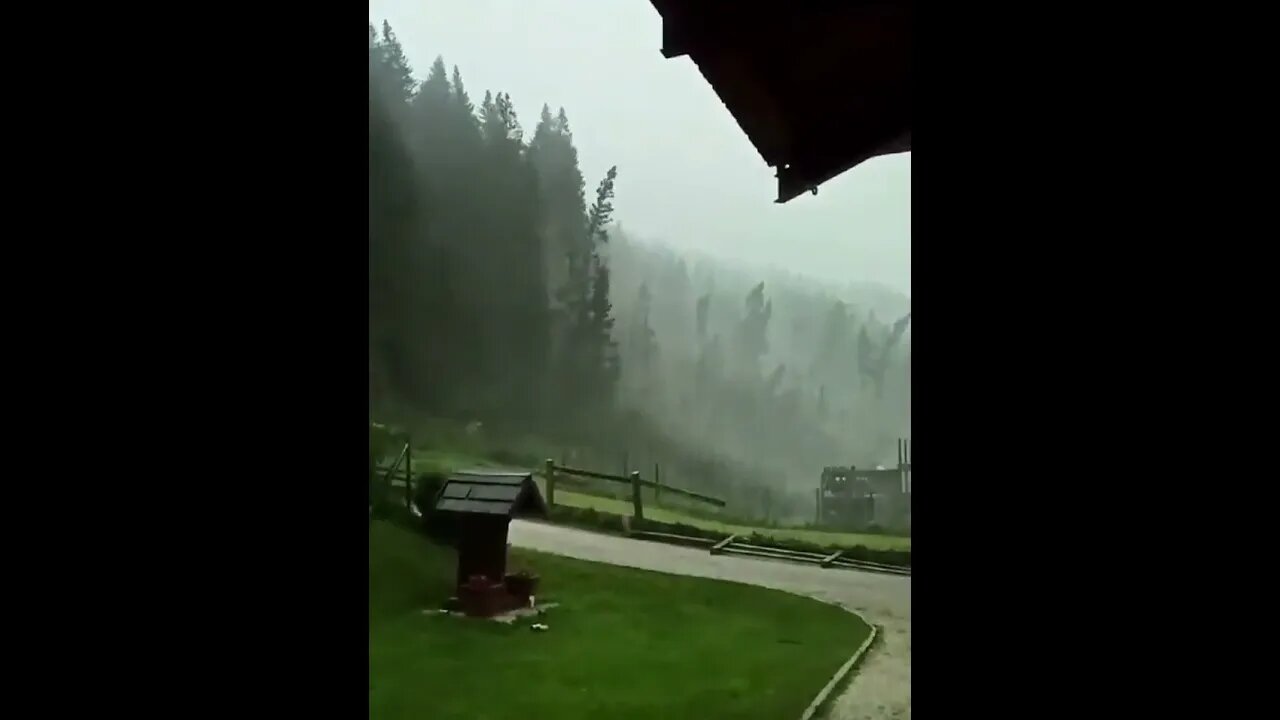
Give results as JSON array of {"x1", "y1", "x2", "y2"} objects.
[
  {"x1": 369, "y1": 3, "x2": 910, "y2": 524},
  {"x1": 606, "y1": 231, "x2": 910, "y2": 516}
]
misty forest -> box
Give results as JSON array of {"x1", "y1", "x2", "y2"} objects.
[{"x1": 369, "y1": 23, "x2": 911, "y2": 523}]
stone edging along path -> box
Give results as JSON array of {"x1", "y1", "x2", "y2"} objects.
[{"x1": 799, "y1": 610, "x2": 879, "y2": 720}]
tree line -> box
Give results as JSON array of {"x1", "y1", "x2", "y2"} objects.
[
  {"x1": 370, "y1": 21, "x2": 911, "y2": 522},
  {"x1": 606, "y1": 232, "x2": 911, "y2": 520},
  {"x1": 370, "y1": 22, "x2": 619, "y2": 436}
]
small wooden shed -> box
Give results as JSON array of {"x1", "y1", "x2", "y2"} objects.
[{"x1": 433, "y1": 470, "x2": 548, "y2": 596}]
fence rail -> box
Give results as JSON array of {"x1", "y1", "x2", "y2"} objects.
[
  {"x1": 550, "y1": 463, "x2": 726, "y2": 507},
  {"x1": 377, "y1": 454, "x2": 727, "y2": 523},
  {"x1": 372, "y1": 440, "x2": 414, "y2": 516},
  {"x1": 717, "y1": 539, "x2": 910, "y2": 575},
  {"x1": 632, "y1": 528, "x2": 911, "y2": 576},
  {"x1": 542, "y1": 458, "x2": 726, "y2": 521},
  {"x1": 371, "y1": 435, "x2": 906, "y2": 576}
]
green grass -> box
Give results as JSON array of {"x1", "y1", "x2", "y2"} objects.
[
  {"x1": 369, "y1": 520, "x2": 872, "y2": 720},
  {"x1": 410, "y1": 448, "x2": 514, "y2": 474}
]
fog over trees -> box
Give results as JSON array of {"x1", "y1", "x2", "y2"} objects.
[{"x1": 370, "y1": 23, "x2": 909, "y2": 521}]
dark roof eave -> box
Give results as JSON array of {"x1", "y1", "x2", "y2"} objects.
[
  {"x1": 650, "y1": 0, "x2": 912, "y2": 203},
  {"x1": 776, "y1": 130, "x2": 911, "y2": 203}
]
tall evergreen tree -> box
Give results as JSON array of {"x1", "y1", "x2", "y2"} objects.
[
  {"x1": 738, "y1": 282, "x2": 772, "y2": 373},
  {"x1": 417, "y1": 56, "x2": 450, "y2": 107},
  {"x1": 377, "y1": 21, "x2": 416, "y2": 105},
  {"x1": 695, "y1": 293, "x2": 711, "y2": 342},
  {"x1": 451, "y1": 65, "x2": 473, "y2": 116},
  {"x1": 530, "y1": 107, "x2": 588, "y2": 310},
  {"x1": 553, "y1": 165, "x2": 620, "y2": 419}
]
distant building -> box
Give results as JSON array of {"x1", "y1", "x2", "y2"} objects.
[{"x1": 817, "y1": 441, "x2": 911, "y2": 532}]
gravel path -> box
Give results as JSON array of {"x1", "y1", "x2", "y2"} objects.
[{"x1": 509, "y1": 520, "x2": 910, "y2": 719}]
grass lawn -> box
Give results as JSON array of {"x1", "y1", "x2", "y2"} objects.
[
  {"x1": 410, "y1": 448, "x2": 511, "y2": 475},
  {"x1": 369, "y1": 520, "x2": 872, "y2": 720},
  {"x1": 402, "y1": 445, "x2": 910, "y2": 552}
]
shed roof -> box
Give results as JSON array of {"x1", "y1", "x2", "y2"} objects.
[
  {"x1": 650, "y1": 1, "x2": 911, "y2": 203},
  {"x1": 433, "y1": 470, "x2": 549, "y2": 518}
]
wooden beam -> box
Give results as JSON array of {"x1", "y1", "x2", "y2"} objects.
[
  {"x1": 553, "y1": 463, "x2": 726, "y2": 507},
  {"x1": 709, "y1": 534, "x2": 737, "y2": 555},
  {"x1": 544, "y1": 458, "x2": 556, "y2": 506},
  {"x1": 630, "y1": 470, "x2": 644, "y2": 521}
]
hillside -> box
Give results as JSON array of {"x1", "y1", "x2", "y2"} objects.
[{"x1": 602, "y1": 228, "x2": 911, "y2": 520}]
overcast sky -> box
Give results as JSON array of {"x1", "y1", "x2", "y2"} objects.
[{"x1": 369, "y1": 0, "x2": 912, "y2": 297}]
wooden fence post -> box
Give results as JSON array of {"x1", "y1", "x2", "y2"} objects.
[
  {"x1": 545, "y1": 458, "x2": 556, "y2": 507},
  {"x1": 405, "y1": 442, "x2": 412, "y2": 509},
  {"x1": 630, "y1": 470, "x2": 643, "y2": 521},
  {"x1": 815, "y1": 487, "x2": 821, "y2": 526},
  {"x1": 898, "y1": 438, "x2": 911, "y2": 494},
  {"x1": 905, "y1": 438, "x2": 910, "y2": 494},
  {"x1": 898, "y1": 439, "x2": 905, "y2": 494},
  {"x1": 654, "y1": 462, "x2": 661, "y2": 504}
]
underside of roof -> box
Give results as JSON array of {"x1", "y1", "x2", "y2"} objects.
[{"x1": 650, "y1": 1, "x2": 912, "y2": 203}]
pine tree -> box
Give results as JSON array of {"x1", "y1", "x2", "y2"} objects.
[
  {"x1": 530, "y1": 106, "x2": 588, "y2": 310},
  {"x1": 407, "y1": 56, "x2": 456, "y2": 176},
  {"x1": 586, "y1": 167, "x2": 620, "y2": 396},
  {"x1": 695, "y1": 293, "x2": 711, "y2": 342},
  {"x1": 444, "y1": 66, "x2": 481, "y2": 154},
  {"x1": 633, "y1": 283, "x2": 656, "y2": 364},
  {"x1": 585, "y1": 165, "x2": 617, "y2": 245},
  {"x1": 856, "y1": 324, "x2": 875, "y2": 389},
  {"x1": 738, "y1": 282, "x2": 772, "y2": 371},
  {"x1": 497, "y1": 93, "x2": 523, "y2": 145},
  {"x1": 532, "y1": 104, "x2": 555, "y2": 153},
  {"x1": 588, "y1": 261, "x2": 620, "y2": 392},
  {"x1": 553, "y1": 165, "x2": 621, "y2": 419},
  {"x1": 446, "y1": 87, "x2": 545, "y2": 422},
  {"x1": 369, "y1": 72, "x2": 437, "y2": 409},
  {"x1": 418, "y1": 56, "x2": 450, "y2": 105},
  {"x1": 451, "y1": 65, "x2": 473, "y2": 116},
  {"x1": 378, "y1": 21, "x2": 416, "y2": 104},
  {"x1": 812, "y1": 300, "x2": 851, "y2": 381},
  {"x1": 479, "y1": 90, "x2": 500, "y2": 142}
]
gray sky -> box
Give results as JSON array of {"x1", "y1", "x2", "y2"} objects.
[{"x1": 369, "y1": 0, "x2": 911, "y2": 297}]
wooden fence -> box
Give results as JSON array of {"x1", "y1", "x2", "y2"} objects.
[
  {"x1": 373, "y1": 449, "x2": 727, "y2": 522},
  {"x1": 541, "y1": 458, "x2": 725, "y2": 521},
  {"x1": 372, "y1": 439, "x2": 414, "y2": 514},
  {"x1": 372, "y1": 441, "x2": 906, "y2": 576}
]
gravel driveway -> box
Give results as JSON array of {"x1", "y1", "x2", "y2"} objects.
[{"x1": 509, "y1": 520, "x2": 910, "y2": 719}]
